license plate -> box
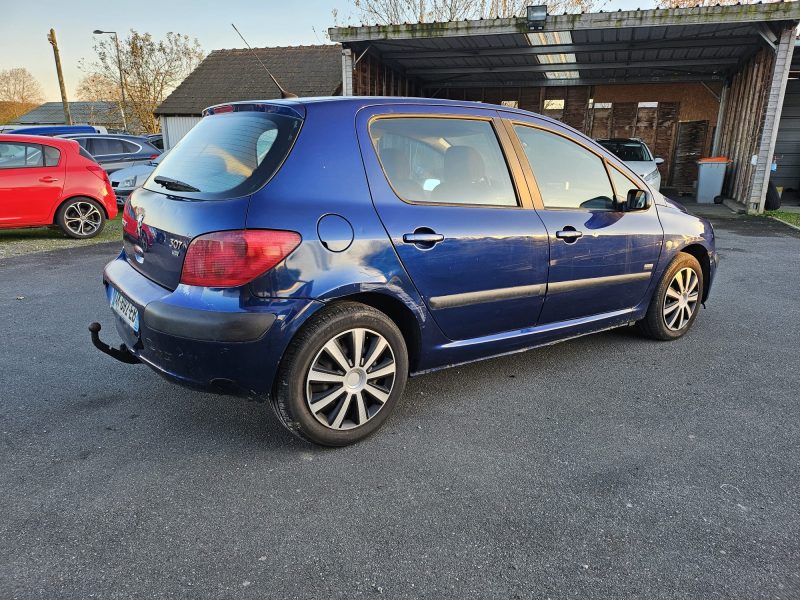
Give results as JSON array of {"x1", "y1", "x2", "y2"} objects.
[{"x1": 110, "y1": 288, "x2": 140, "y2": 333}]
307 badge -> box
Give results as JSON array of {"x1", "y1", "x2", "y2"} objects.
[{"x1": 169, "y1": 238, "x2": 187, "y2": 256}]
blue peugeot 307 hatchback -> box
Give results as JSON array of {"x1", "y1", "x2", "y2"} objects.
[{"x1": 90, "y1": 97, "x2": 718, "y2": 446}]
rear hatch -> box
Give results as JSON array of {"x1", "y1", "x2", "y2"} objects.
[{"x1": 122, "y1": 103, "x2": 304, "y2": 290}]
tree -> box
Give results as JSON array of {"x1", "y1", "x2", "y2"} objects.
[
  {"x1": 656, "y1": 0, "x2": 752, "y2": 6},
  {"x1": 81, "y1": 30, "x2": 204, "y2": 134},
  {"x1": 75, "y1": 74, "x2": 122, "y2": 127},
  {"x1": 0, "y1": 68, "x2": 44, "y2": 105},
  {"x1": 76, "y1": 73, "x2": 120, "y2": 102},
  {"x1": 340, "y1": 0, "x2": 594, "y2": 25},
  {"x1": 0, "y1": 68, "x2": 44, "y2": 124}
]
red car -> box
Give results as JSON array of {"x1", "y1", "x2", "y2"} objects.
[{"x1": 0, "y1": 134, "x2": 117, "y2": 238}]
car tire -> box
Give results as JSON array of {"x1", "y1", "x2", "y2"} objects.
[
  {"x1": 271, "y1": 301, "x2": 409, "y2": 447},
  {"x1": 56, "y1": 197, "x2": 106, "y2": 239},
  {"x1": 637, "y1": 253, "x2": 704, "y2": 341}
]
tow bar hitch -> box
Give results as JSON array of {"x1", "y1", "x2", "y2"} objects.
[{"x1": 88, "y1": 322, "x2": 141, "y2": 364}]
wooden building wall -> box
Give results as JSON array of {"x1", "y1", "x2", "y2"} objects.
[
  {"x1": 434, "y1": 83, "x2": 718, "y2": 188},
  {"x1": 717, "y1": 48, "x2": 776, "y2": 207},
  {"x1": 352, "y1": 53, "x2": 418, "y2": 97},
  {"x1": 347, "y1": 55, "x2": 724, "y2": 190}
]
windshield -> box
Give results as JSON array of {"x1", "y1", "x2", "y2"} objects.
[
  {"x1": 599, "y1": 140, "x2": 652, "y2": 162},
  {"x1": 144, "y1": 111, "x2": 302, "y2": 199}
]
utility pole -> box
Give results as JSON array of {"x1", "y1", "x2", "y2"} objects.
[{"x1": 47, "y1": 28, "x2": 72, "y2": 125}]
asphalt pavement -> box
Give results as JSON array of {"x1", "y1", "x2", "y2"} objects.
[{"x1": 1, "y1": 214, "x2": 799, "y2": 599}]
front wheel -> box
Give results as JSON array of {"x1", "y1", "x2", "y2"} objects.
[
  {"x1": 56, "y1": 198, "x2": 106, "y2": 239},
  {"x1": 271, "y1": 302, "x2": 409, "y2": 446},
  {"x1": 637, "y1": 253, "x2": 704, "y2": 340}
]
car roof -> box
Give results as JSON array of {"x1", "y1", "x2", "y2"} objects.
[
  {"x1": 596, "y1": 138, "x2": 645, "y2": 144},
  {"x1": 0, "y1": 133, "x2": 79, "y2": 148},
  {"x1": 205, "y1": 95, "x2": 573, "y2": 134},
  {"x1": 59, "y1": 133, "x2": 151, "y2": 142}
]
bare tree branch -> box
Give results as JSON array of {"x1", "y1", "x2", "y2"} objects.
[
  {"x1": 0, "y1": 68, "x2": 45, "y2": 106},
  {"x1": 344, "y1": 0, "x2": 594, "y2": 24},
  {"x1": 81, "y1": 30, "x2": 204, "y2": 134}
]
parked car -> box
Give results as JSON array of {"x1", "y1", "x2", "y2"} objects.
[
  {"x1": 109, "y1": 151, "x2": 167, "y2": 205},
  {"x1": 597, "y1": 138, "x2": 664, "y2": 191},
  {"x1": 0, "y1": 134, "x2": 117, "y2": 238},
  {"x1": 90, "y1": 98, "x2": 718, "y2": 446},
  {"x1": 59, "y1": 134, "x2": 160, "y2": 174},
  {"x1": 0, "y1": 124, "x2": 108, "y2": 136},
  {"x1": 146, "y1": 133, "x2": 164, "y2": 150}
]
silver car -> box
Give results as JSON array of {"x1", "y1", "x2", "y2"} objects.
[
  {"x1": 109, "y1": 152, "x2": 166, "y2": 205},
  {"x1": 597, "y1": 138, "x2": 664, "y2": 191}
]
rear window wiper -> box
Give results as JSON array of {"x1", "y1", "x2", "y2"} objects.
[{"x1": 153, "y1": 176, "x2": 200, "y2": 192}]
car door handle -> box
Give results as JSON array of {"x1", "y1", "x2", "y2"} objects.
[
  {"x1": 39, "y1": 176, "x2": 59, "y2": 183},
  {"x1": 555, "y1": 228, "x2": 583, "y2": 242},
  {"x1": 403, "y1": 229, "x2": 444, "y2": 249}
]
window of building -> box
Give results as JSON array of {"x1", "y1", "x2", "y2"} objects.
[{"x1": 542, "y1": 98, "x2": 565, "y2": 120}]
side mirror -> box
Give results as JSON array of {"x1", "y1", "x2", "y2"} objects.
[
  {"x1": 654, "y1": 157, "x2": 665, "y2": 165},
  {"x1": 624, "y1": 188, "x2": 652, "y2": 211}
]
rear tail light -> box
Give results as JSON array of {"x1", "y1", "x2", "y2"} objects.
[
  {"x1": 180, "y1": 229, "x2": 301, "y2": 288},
  {"x1": 86, "y1": 164, "x2": 111, "y2": 185},
  {"x1": 148, "y1": 154, "x2": 159, "y2": 160}
]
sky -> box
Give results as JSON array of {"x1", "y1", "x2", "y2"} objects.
[{"x1": 1, "y1": 0, "x2": 647, "y2": 102}]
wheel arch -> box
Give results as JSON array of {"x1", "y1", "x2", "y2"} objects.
[
  {"x1": 328, "y1": 292, "x2": 423, "y2": 372},
  {"x1": 679, "y1": 243, "x2": 711, "y2": 302},
  {"x1": 51, "y1": 194, "x2": 111, "y2": 224}
]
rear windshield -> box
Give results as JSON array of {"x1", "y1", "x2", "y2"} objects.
[
  {"x1": 144, "y1": 111, "x2": 302, "y2": 199},
  {"x1": 598, "y1": 140, "x2": 652, "y2": 162}
]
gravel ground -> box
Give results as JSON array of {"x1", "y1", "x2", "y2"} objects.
[{"x1": 1, "y1": 215, "x2": 798, "y2": 599}]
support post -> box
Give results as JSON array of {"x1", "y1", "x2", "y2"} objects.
[
  {"x1": 341, "y1": 48, "x2": 353, "y2": 96},
  {"x1": 749, "y1": 25, "x2": 795, "y2": 214},
  {"x1": 711, "y1": 82, "x2": 729, "y2": 156},
  {"x1": 47, "y1": 28, "x2": 72, "y2": 125}
]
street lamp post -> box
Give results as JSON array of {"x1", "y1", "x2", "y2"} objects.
[{"x1": 93, "y1": 30, "x2": 127, "y2": 131}]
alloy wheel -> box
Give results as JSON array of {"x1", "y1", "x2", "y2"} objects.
[
  {"x1": 305, "y1": 328, "x2": 396, "y2": 430},
  {"x1": 663, "y1": 267, "x2": 699, "y2": 331},
  {"x1": 64, "y1": 201, "x2": 102, "y2": 237}
]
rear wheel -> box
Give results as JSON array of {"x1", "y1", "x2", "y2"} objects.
[
  {"x1": 271, "y1": 302, "x2": 408, "y2": 446},
  {"x1": 56, "y1": 198, "x2": 106, "y2": 239},
  {"x1": 637, "y1": 253, "x2": 704, "y2": 340}
]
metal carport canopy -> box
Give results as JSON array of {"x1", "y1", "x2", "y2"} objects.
[{"x1": 329, "y1": 3, "x2": 800, "y2": 89}]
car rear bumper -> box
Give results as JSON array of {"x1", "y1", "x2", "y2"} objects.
[{"x1": 101, "y1": 253, "x2": 323, "y2": 398}]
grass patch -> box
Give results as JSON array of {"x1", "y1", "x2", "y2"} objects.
[
  {"x1": 0, "y1": 213, "x2": 122, "y2": 260},
  {"x1": 765, "y1": 210, "x2": 800, "y2": 229}
]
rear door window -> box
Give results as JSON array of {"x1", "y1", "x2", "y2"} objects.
[
  {"x1": 120, "y1": 140, "x2": 142, "y2": 154},
  {"x1": 43, "y1": 145, "x2": 61, "y2": 167},
  {"x1": 89, "y1": 138, "x2": 125, "y2": 156},
  {"x1": 0, "y1": 143, "x2": 44, "y2": 168},
  {"x1": 144, "y1": 110, "x2": 303, "y2": 198},
  {"x1": 369, "y1": 117, "x2": 518, "y2": 207}
]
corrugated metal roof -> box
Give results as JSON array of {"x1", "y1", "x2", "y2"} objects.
[
  {"x1": 14, "y1": 101, "x2": 125, "y2": 125},
  {"x1": 331, "y1": 4, "x2": 800, "y2": 88}
]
